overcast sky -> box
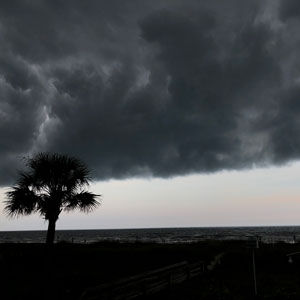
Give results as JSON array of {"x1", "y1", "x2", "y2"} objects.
[{"x1": 1, "y1": 0, "x2": 300, "y2": 230}]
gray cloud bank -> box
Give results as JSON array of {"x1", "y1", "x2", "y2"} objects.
[{"x1": 0, "y1": 0, "x2": 299, "y2": 184}]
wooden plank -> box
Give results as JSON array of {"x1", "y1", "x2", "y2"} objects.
[
  {"x1": 84, "y1": 261, "x2": 188, "y2": 294},
  {"x1": 81, "y1": 259, "x2": 206, "y2": 300}
]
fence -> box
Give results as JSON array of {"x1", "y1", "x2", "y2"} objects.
[{"x1": 80, "y1": 260, "x2": 205, "y2": 300}]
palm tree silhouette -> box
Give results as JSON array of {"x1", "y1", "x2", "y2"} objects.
[{"x1": 4, "y1": 153, "x2": 100, "y2": 244}]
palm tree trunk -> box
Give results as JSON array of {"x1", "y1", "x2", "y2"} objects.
[{"x1": 46, "y1": 218, "x2": 56, "y2": 245}]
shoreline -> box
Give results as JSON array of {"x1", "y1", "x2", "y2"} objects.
[
  {"x1": 2, "y1": 224, "x2": 300, "y2": 232},
  {"x1": 2, "y1": 226, "x2": 300, "y2": 245}
]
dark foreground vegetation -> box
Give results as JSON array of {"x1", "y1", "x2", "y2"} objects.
[{"x1": 1, "y1": 241, "x2": 300, "y2": 299}]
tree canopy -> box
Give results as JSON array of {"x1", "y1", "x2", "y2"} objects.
[{"x1": 4, "y1": 152, "x2": 101, "y2": 244}]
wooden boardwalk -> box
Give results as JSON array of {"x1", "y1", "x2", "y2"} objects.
[{"x1": 80, "y1": 260, "x2": 206, "y2": 300}]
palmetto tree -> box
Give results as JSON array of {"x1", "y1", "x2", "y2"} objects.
[{"x1": 4, "y1": 153, "x2": 100, "y2": 244}]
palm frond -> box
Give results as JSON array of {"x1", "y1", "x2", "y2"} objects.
[
  {"x1": 17, "y1": 172, "x2": 34, "y2": 187},
  {"x1": 64, "y1": 191, "x2": 101, "y2": 213},
  {"x1": 27, "y1": 152, "x2": 91, "y2": 191},
  {"x1": 4, "y1": 186, "x2": 41, "y2": 218}
]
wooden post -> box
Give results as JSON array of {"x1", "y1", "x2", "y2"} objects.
[{"x1": 252, "y1": 250, "x2": 257, "y2": 297}]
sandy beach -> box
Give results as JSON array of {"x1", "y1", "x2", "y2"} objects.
[{"x1": 1, "y1": 240, "x2": 300, "y2": 299}]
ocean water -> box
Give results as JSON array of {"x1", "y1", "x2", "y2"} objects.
[{"x1": 1, "y1": 226, "x2": 300, "y2": 244}]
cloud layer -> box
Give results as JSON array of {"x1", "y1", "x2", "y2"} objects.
[{"x1": 0, "y1": 0, "x2": 299, "y2": 184}]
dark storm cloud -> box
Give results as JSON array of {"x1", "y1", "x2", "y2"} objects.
[
  {"x1": 279, "y1": 0, "x2": 300, "y2": 20},
  {"x1": 0, "y1": 0, "x2": 299, "y2": 184}
]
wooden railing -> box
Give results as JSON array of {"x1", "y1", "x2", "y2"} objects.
[{"x1": 80, "y1": 260, "x2": 205, "y2": 300}]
